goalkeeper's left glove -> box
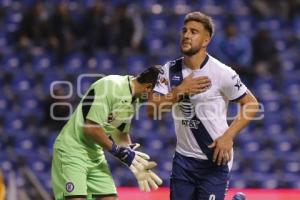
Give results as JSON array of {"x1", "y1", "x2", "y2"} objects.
[
  {"x1": 134, "y1": 162, "x2": 163, "y2": 192},
  {"x1": 128, "y1": 143, "x2": 140, "y2": 150},
  {"x1": 109, "y1": 142, "x2": 150, "y2": 172},
  {"x1": 128, "y1": 143, "x2": 163, "y2": 192}
]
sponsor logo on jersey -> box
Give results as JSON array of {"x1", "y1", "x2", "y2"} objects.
[
  {"x1": 234, "y1": 79, "x2": 242, "y2": 90},
  {"x1": 182, "y1": 119, "x2": 200, "y2": 129},
  {"x1": 179, "y1": 97, "x2": 195, "y2": 119},
  {"x1": 172, "y1": 76, "x2": 181, "y2": 81}
]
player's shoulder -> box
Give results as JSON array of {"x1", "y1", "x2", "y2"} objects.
[
  {"x1": 95, "y1": 75, "x2": 125, "y2": 83},
  {"x1": 208, "y1": 54, "x2": 235, "y2": 76},
  {"x1": 92, "y1": 75, "x2": 127, "y2": 89},
  {"x1": 162, "y1": 57, "x2": 184, "y2": 72}
]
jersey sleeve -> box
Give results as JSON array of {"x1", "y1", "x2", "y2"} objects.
[
  {"x1": 220, "y1": 67, "x2": 248, "y2": 101},
  {"x1": 85, "y1": 81, "x2": 112, "y2": 126},
  {"x1": 153, "y1": 63, "x2": 170, "y2": 95}
]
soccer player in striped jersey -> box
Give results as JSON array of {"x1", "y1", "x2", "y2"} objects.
[{"x1": 148, "y1": 12, "x2": 259, "y2": 200}]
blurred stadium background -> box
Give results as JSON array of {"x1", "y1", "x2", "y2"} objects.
[{"x1": 0, "y1": 0, "x2": 300, "y2": 199}]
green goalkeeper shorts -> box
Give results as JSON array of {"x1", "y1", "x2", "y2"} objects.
[{"x1": 51, "y1": 148, "x2": 117, "y2": 200}]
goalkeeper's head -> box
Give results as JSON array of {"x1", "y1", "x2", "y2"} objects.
[{"x1": 131, "y1": 65, "x2": 162, "y2": 99}]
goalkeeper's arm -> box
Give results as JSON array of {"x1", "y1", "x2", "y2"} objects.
[
  {"x1": 83, "y1": 119, "x2": 114, "y2": 150},
  {"x1": 110, "y1": 128, "x2": 132, "y2": 147},
  {"x1": 83, "y1": 119, "x2": 150, "y2": 171}
]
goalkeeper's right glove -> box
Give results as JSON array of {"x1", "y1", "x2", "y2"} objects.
[{"x1": 109, "y1": 142, "x2": 150, "y2": 172}]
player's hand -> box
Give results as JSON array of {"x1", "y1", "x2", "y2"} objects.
[
  {"x1": 133, "y1": 162, "x2": 163, "y2": 192},
  {"x1": 127, "y1": 142, "x2": 156, "y2": 172},
  {"x1": 127, "y1": 142, "x2": 163, "y2": 191},
  {"x1": 208, "y1": 134, "x2": 233, "y2": 165},
  {"x1": 109, "y1": 142, "x2": 150, "y2": 171},
  {"x1": 175, "y1": 73, "x2": 211, "y2": 96}
]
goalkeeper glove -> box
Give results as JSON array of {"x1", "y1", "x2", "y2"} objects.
[
  {"x1": 128, "y1": 143, "x2": 163, "y2": 192},
  {"x1": 109, "y1": 142, "x2": 150, "y2": 172},
  {"x1": 128, "y1": 143, "x2": 140, "y2": 150},
  {"x1": 134, "y1": 162, "x2": 163, "y2": 192}
]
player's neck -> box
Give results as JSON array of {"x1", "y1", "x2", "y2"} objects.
[
  {"x1": 131, "y1": 78, "x2": 146, "y2": 96},
  {"x1": 183, "y1": 50, "x2": 207, "y2": 70},
  {"x1": 130, "y1": 79, "x2": 137, "y2": 96}
]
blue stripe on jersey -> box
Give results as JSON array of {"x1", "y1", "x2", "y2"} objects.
[
  {"x1": 169, "y1": 58, "x2": 184, "y2": 88},
  {"x1": 169, "y1": 57, "x2": 214, "y2": 161},
  {"x1": 190, "y1": 114, "x2": 214, "y2": 160}
]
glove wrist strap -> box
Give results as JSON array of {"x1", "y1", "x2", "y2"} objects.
[{"x1": 109, "y1": 142, "x2": 119, "y2": 155}]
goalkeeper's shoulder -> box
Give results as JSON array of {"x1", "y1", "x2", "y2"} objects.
[{"x1": 92, "y1": 75, "x2": 127, "y2": 94}]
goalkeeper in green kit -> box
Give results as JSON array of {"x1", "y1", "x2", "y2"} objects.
[{"x1": 51, "y1": 66, "x2": 163, "y2": 200}]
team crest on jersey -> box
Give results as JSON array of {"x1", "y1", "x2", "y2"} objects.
[
  {"x1": 66, "y1": 182, "x2": 74, "y2": 193},
  {"x1": 159, "y1": 77, "x2": 169, "y2": 86}
]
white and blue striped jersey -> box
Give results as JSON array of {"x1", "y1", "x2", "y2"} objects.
[{"x1": 153, "y1": 54, "x2": 247, "y2": 169}]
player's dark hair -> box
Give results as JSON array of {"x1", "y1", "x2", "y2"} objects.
[
  {"x1": 137, "y1": 65, "x2": 162, "y2": 88},
  {"x1": 184, "y1": 11, "x2": 215, "y2": 38}
]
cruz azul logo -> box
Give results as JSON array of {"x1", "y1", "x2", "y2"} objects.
[{"x1": 66, "y1": 182, "x2": 74, "y2": 193}]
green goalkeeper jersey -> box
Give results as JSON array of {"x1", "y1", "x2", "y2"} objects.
[{"x1": 53, "y1": 75, "x2": 136, "y2": 160}]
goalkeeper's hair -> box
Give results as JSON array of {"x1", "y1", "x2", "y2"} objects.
[
  {"x1": 184, "y1": 11, "x2": 215, "y2": 38},
  {"x1": 137, "y1": 65, "x2": 162, "y2": 89}
]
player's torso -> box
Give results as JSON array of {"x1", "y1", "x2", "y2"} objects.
[
  {"x1": 170, "y1": 57, "x2": 230, "y2": 159},
  {"x1": 101, "y1": 75, "x2": 136, "y2": 134},
  {"x1": 55, "y1": 76, "x2": 135, "y2": 156}
]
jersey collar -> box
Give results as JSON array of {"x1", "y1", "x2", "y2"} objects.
[
  {"x1": 200, "y1": 54, "x2": 209, "y2": 69},
  {"x1": 127, "y1": 76, "x2": 136, "y2": 103},
  {"x1": 183, "y1": 54, "x2": 209, "y2": 71}
]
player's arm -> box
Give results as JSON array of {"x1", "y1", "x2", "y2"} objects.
[
  {"x1": 84, "y1": 118, "x2": 152, "y2": 171},
  {"x1": 83, "y1": 121, "x2": 135, "y2": 159},
  {"x1": 224, "y1": 90, "x2": 259, "y2": 140},
  {"x1": 84, "y1": 121, "x2": 163, "y2": 192},
  {"x1": 112, "y1": 130, "x2": 135, "y2": 148},
  {"x1": 209, "y1": 90, "x2": 259, "y2": 165},
  {"x1": 82, "y1": 81, "x2": 149, "y2": 170},
  {"x1": 82, "y1": 82, "x2": 115, "y2": 151},
  {"x1": 83, "y1": 119, "x2": 114, "y2": 150},
  {"x1": 149, "y1": 73, "x2": 211, "y2": 106},
  {"x1": 147, "y1": 73, "x2": 211, "y2": 118},
  {"x1": 117, "y1": 132, "x2": 132, "y2": 145}
]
